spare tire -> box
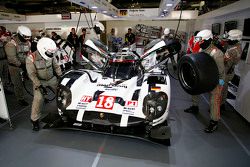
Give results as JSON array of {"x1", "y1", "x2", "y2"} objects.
[{"x1": 177, "y1": 52, "x2": 219, "y2": 95}]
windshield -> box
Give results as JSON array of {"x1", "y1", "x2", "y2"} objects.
[{"x1": 103, "y1": 62, "x2": 139, "y2": 80}]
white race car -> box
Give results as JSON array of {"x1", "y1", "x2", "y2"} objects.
[
  {"x1": 49, "y1": 36, "x2": 219, "y2": 145},
  {"x1": 55, "y1": 38, "x2": 173, "y2": 145}
]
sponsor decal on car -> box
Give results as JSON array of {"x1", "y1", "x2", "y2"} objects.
[
  {"x1": 151, "y1": 86, "x2": 161, "y2": 91},
  {"x1": 76, "y1": 96, "x2": 92, "y2": 109},
  {"x1": 76, "y1": 102, "x2": 88, "y2": 109},
  {"x1": 97, "y1": 83, "x2": 127, "y2": 88},
  {"x1": 123, "y1": 107, "x2": 136, "y2": 115},
  {"x1": 80, "y1": 95, "x2": 92, "y2": 102},
  {"x1": 104, "y1": 88, "x2": 118, "y2": 91},
  {"x1": 125, "y1": 100, "x2": 138, "y2": 107},
  {"x1": 95, "y1": 95, "x2": 116, "y2": 110}
]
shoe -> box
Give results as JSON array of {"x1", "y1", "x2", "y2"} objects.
[
  {"x1": 18, "y1": 100, "x2": 29, "y2": 106},
  {"x1": 31, "y1": 119, "x2": 40, "y2": 131},
  {"x1": 184, "y1": 106, "x2": 199, "y2": 114},
  {"x1": 204, "y1": 120, "x2": 218, "y2": 133}
]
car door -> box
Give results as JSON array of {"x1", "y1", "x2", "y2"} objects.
[
  {"x1": 140, "y1": 39, "x2": 168, "y2": 71},
  {"x1": 83, "y1": 38, "x2": 111, "y2": 70}
]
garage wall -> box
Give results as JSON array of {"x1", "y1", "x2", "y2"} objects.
[
  {"x1": 193, "y1": 0, "x2": 250, "y2": 36},
  {"x1": 194, "y1": 8, "x2": 250, "y2": 35},
  {"x1": 2, "y1": 21, "x2": 99, "y2": 39},
  {"x1": 106, "y1": 20, "x2": 187, "y2": 43},
  {"x1": 3, "y1": 23, "x2": 45, "y2": 37}
]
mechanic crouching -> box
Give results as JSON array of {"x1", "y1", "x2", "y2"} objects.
[
  {"x1": 26, "y1": 37, "x2": 62, "y2": 131},
  {"x1": 185, "y1": 29, "x2": 225, "y2": 133}
]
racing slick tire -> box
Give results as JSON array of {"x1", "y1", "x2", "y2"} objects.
[{"x1": 177, "y1": 52, "x2": 219, "y2": 95}]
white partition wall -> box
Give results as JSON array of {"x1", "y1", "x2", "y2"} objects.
[{"x1": 0, "y1": 78, "x2": 12, "y2": 127}]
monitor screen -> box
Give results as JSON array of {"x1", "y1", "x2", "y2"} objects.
[
  {"x1": 224, "y1": 21, "x2": 237, "y2": 33},
  {"x1": 243, "y1": 18, "x2": 250, "y2": 37},
  {"x1": 212, "y1": 23, "x2": 221, "y2": 35}
]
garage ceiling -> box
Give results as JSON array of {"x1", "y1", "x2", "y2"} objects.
[{"x1": 0, "y1": 0, "x2": 239, "y2": 15}]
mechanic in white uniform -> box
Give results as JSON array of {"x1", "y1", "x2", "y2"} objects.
[
  {"x1": 221, "y1": 29, "x2": 242, "y2": 111},
  {"x1": 184, "y1": 29, "x2": 225, "y2": 133},
  {"x1": 5, "y1": 25, "x2": 31, "y2": 106},
  {"x1": 26, "y1": 37, "x2": 62, "y2": 131}
]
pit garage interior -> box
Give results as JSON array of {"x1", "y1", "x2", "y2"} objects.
[{"x1": 0, "y1": 0, "x2": 250, "y2": 167}]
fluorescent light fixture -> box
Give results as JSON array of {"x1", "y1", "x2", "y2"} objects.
[
  {"x1": 163, "y1": 9, "x2": 168, "y2": 12},
  {"x1": 166, "y1": 3, "x2": 173, "y2": 7},
  {"x1": 102, "y1": 10, "x2": 107, "y2": 13},
  {"x1": 91, "y1": 6, "x2": 98, "y2": 9}
]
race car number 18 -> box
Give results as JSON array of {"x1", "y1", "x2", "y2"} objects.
[{"x1": 96, "y1": 95, "x2": 116, "y2": 110}]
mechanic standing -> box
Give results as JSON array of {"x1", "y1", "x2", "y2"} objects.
[
  {"x1": 0, "y1": 26, "x2": 12, "y2": 94},
  {"x1": 184, "y1": 29, "x2": 225, "y2": 133},
  {"x1": 125, "y1": 28, "x2": 135, "y2": 45},
  {"x1": 67, "y1": 28, "x2": 79, "y2": 66},
  {"x1": 4, "y1": 25, "x2": 31, "y2": 106},
  {"x1": 107, "y1": 28, "x2": 117, "y2": 52},
  {"x1": 221, "y1": 29, "x2": 242, "y2": 111},
  {"x1": 26, "y1": 37, "x2": 62, "y2": 131}
]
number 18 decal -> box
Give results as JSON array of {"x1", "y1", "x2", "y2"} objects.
[{"x1": 96, "y1": 95, "x2": 116, "y2": 110}]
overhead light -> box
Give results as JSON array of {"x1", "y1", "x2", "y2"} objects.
[
  {"x1": 163, "y1": 9, "x2": 168, "y2": 12},
  {"x1": 166, "y1": 3, "x2": 173, "y2": 7},
  {"x1": 69, "y1": 0, "x2": 118, "y2": 17}
]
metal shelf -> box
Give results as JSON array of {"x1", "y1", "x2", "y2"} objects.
[
  {"x1": 227, "y1": 99, "x2": 236, "y2": 109},
  {"x1": 228, "y1": 87, "x2": 237, "y2": 96}
]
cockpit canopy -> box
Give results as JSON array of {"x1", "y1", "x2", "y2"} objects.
[{"x1": 103, "y1": 54, "x2": 139, "y2": 80}]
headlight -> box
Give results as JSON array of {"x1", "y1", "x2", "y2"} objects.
[
  {"x1": 57, "y1": 85, "x2": 72, "y2": 111},
  {"x1": 143, "y1": 92, "x2": 168, "y2": 121}
]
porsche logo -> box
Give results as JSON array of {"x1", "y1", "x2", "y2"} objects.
[{"x1": 100, "y1": 113, "x2": 105, "y2": 119}]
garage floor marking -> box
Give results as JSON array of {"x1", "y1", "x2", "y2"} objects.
[
  {"x1": 202, "y1": 95, "x2": 250, "y2": 157},
  {"x1": 91, "y1": 136, "x2": 107, "y2": 167}
]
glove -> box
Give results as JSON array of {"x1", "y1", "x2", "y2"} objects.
[
  {"x1": 219, "y1": 79, "x2": 224, "y2": 86},
  {"x1": 38, "y1": 85, "x2": 48, "y2": 95}
]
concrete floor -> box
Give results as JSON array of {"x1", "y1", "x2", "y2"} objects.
[{"x1": 0, "y1": 78, "x2": 250, "y2": 167}]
